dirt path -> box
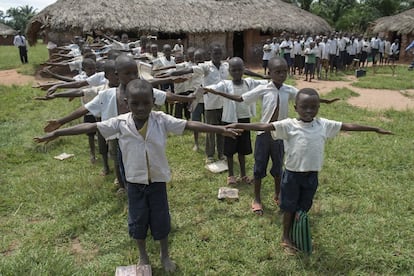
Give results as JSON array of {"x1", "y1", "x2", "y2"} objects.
[
  {"x1": 1, "y1": 69, "x2": 413, "y2": 110},
  {"x1": 295, "y1": 75, "x2": 414, "y2": 110},
  {"x1": 0, "y1": 69, "x2": 36, "y2": 86}
]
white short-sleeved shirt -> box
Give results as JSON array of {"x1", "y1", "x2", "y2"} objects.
[
  {"x1": 86, "y1": 72, "x2": 107, "y2": 87},
  {"x1": 68, "y1": 58, "x2": 83, "y2": 72},
  {"x1": 85, "y1": 87, "x2": 166, "y2": 121},
  {"x1": 280, "y1": 40, "x2": 292, "y2": 54},
  {"x1": 242, "y1": 82, "x2": 298, "y2": 134},
  {"x1": 97, "y1": 112, "x2": 186, "y2": 184},
  {"x1": 207, "y1": 78, "x2": 267, "y2": 123},
  {"x1": 200, "y1": 61, "x2": 229, "y2": 110},
  {"x1": 271, "y1": 118, "x2": 342, "y2": 172}
]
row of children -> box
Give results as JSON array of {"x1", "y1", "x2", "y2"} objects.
[
  {"x1": 263, "y1": 32, "x2": 401, "y2": 80},
  {"x1": 34, "y1": 37, "x2": 391, "y2": 268}
]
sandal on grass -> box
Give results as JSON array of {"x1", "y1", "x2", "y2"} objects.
[
  {"x1": 280, "y1": 241, "x2": 298, "y2": 256},
  {"x1": 227, "y1": 176, "x2": 237, "y2": 186},
  {"x1": 251, "y1": 201, "x2": 263, "y2": 216},
  {"x1": 238, "y1": 175, "x2": 254, "y2": 184},
  {"x1": 273, "y1": 195, "x2": 280, "y2": 206}
]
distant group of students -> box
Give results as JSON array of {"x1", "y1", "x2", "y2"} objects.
[
  {"x1": 262, "y1": 31, "x2": 402, "y2": 80},
  {"x1": 34, "y1": 32, "x2": 391, "y2": 271}
]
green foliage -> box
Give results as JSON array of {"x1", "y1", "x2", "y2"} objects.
[
  {"x1": 4, "y1": 5, "x2": 37, "y2": 33},
  {"x1": 310, "y1": 0, "x2": 414, "y2": 32}
]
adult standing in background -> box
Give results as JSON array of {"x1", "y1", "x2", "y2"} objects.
[{"x1": 14, "y1": 30, "x2": 28, "y2": 64}]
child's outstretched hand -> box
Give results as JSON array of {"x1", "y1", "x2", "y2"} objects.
[
  {"x1": 375, "y1": 128, "x2": 393, "y2": 135},
  {"x1": 44, "y1": 120, "x2": 62, "y2": 133},
  {"x1": 325, "y1": 97, "x2": 341, "y2": 104},
  {"x1": 33, "y1": 132, "x2": 58, "y2": 143},
  {"x1": 34, "y1": 95, "x2": 55, "y2": 101},
  {"x1": 221, "y1": 127, "x2": 243, "y2": 139}
]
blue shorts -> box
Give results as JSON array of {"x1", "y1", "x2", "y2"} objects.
[
  {"x1": 280, "y1": 170, "x2": 318, "y2": 213},
  {"x1": 127, "y1": 182, "x2": 171, "y2": 240},
  {"x1": 191, "y1": 103, "x2": 204, "y2": 122},
  {"x1": 253, "y1": 132, "x2": 284, "y2": 179},
  {"x1": 224, "y1": 118, "x2": 252, "y2": 156}
]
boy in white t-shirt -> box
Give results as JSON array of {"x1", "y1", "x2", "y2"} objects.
[
  {"x1": 204, "y1": 57, "x2": 267, "y2": 185},
  {"x1": 226, "y1": 88, "x2": 391, "y2": 254},
  {"x1": 34, "y1": 79, "x2": 240, "y2": 272}
]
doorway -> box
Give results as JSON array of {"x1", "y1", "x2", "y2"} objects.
[{"x1": 233, "y1": 31, "x2": 244, "y2": 59}]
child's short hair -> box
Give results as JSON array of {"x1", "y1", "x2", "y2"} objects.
[
  {"x1": 228, "y1": 57, "x2": 244, "y2": 67},
  {"x1": 103, "y1": 60, "x2": 116, "y2": 73},
  {"x1": 114, "y1": 55, "x2": 135, "y2": 72},
  {"x1": 82, "y1": 58, "x2": 96, "y2": 69},
  {"x1": 126, "y1": 79, "x2": 153, "y2": 99},
  {"x1": 296, "y1": 88, "x2": 320, "y2": 103}
]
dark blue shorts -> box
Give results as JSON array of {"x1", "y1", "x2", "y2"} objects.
[
  {"x1": 253, "y1": 132, "x2": 284, "y2": 179},
  {"x1": 224, "y1": 118, "x2": 252, "y2": 156},
  {"x1": 280, "y1": 170, "x2": 318, "y2": 213},
  {"x1": 127, "y1": 182, "x2": 171, "y2": 240},
  {"x1": 83, "y1": 114, "x2": 97, "y2": 136},
  {"x1": 191, "y1": 103, "x2": 204, "y2": 122}
]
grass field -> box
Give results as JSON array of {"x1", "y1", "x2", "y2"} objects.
[{"x1": 0, "y1": 45, "x2": 413, "y2": 275}]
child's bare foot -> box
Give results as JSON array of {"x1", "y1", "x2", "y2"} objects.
[
  {"x1": 138, "y1": 254, "x2": 150, "y2": 266},
  {"x1": 90, "y1": 156, "x2": 97, "y2": 164},
  {"x1": 280, "y1": 238, "x2": 297, "y2": 255},
  {"x1": 100, "y1": 167, "x2": 110, "y2": 176},
  {"x1": 161, "y1": 256, "x2": 176, "y2": 273}
]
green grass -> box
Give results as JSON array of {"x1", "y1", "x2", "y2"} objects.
[
  {"x1": 1, "y1": 46, "x2": 414, "y2": 275},
  {"x1": 0, "y1": 42, "x2": 49, "y2": 75},
  {"x1": 352, "y1": 65, "x2": 414, "y2": 90}
]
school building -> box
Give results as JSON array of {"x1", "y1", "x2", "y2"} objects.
[
  {"x1": 372, "y1": 8, "x2": 414, "y2": 63},
  {"x1": 26, "y1": 0, "x2": 331, "y2": 65},
  {"x1": 0, "y1": 23, "x2": 17, "y2": 45}
]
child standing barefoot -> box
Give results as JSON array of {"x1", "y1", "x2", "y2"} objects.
[{"x1": 35, "y1": 79, "x2": 240, "y2": 271}]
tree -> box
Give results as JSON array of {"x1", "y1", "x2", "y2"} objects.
[
  {"x1": 282, "y1": 0, "x2": 314, "y2": 11},
  {"x1": 6, "y1": 5, "x2": 37, "y2": 32}
]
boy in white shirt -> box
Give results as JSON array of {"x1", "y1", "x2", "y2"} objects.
[
  {"x1": 34, "y1": 79, "x2": 240, "y2": 272},
  {"x1": 226, "y1": 88, "x2": 391, "y2": 254},
  {"x1": 206, "y1": 57, "x2": 339, "y2": 215},
  {"x1": 204, "y1": 57, "x2": 267, "y2": 185}
]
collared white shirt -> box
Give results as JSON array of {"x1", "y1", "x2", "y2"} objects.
[
  {"x1": 86, "y1": 72, "x2": 108, "y2": 87},
  {"x1": 85, "y1": 87, "x2": 166, "y2": 121},
  {"x1": 200, "y1": 61, "x2": 229, "y2": 110},
  {"x1": 97, "y1": 112, "x2": 187, "y2": 184},
  {"x1": 207, "y1": 78, "x2": 267, "y2": 123},
  {"x1": 280, "y1": 40, "x2": 292, "y2": 54},
  {"x1": 242, "y1": 82, "x2": 298, "y2": 134},
  {"x1": 271, "y1": 118, "x2": 342, "y2": 172},
  {"x1": 152, "y1": 56, "x2": 176, "y2": 70},
  {"x1": 328, "y1": 39, "x2": 338, "y2": 55},
  {"x1": 13, "y1": 34, "x2": 26, "y2": 47}
]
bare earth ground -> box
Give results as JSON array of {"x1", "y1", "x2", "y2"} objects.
[{"x1": 1, "y1": 69, "x2": 413, "y2": 111}]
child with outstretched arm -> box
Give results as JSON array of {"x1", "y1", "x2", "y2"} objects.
[
  {"x1": 226, "y1": 88, "x2": 392, "y2": 254},
  {"x1": 205, "y1": 56, "x2": 339, "y2": 216},
  {"x1": 203, "y1": 57, "x2": 267, "y2": 185},
  {"x1": 35, "y1": 79, "x2": 241, "y2": 272}
]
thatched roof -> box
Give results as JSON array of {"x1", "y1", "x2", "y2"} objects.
[
  {"x1": 27, "y1": 0, "x2": 332, "y2": 44},
  {"x1": 0, "y1": 23, "x2": 16, "y2": 36},
  {"x1": 372, "y1": 8, "x2": 414, "y2": 34}
]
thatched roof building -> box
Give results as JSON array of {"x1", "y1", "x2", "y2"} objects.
[
  {"x1": 27, "y1": 0, "x2": 332, "y2": 64},
  {"x1": 0, "y1": 23, "x2": 17, "y2": 45},
  {"x1": 372, "y1": 8, "x2": 414, "y2": 63}
]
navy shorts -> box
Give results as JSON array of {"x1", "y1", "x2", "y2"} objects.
[
  {"x1": 83, "y1": 114, "x2": 97, "y2": 136},
  {"x1": 224, "y1": 118, "x2": 252, "y2": 156},
  {"x1": 280, "y1": 170, "x2": 318, "y2": 213},
  {"x1": 191, "y1": 103, "x2": 204, "y2": 122},
  {"x1": 127, "y1": 182, "x2": 171, "y2": 240},
  {"x1": 253, "y1": 132, "x2": 284, "y2": 179}
]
